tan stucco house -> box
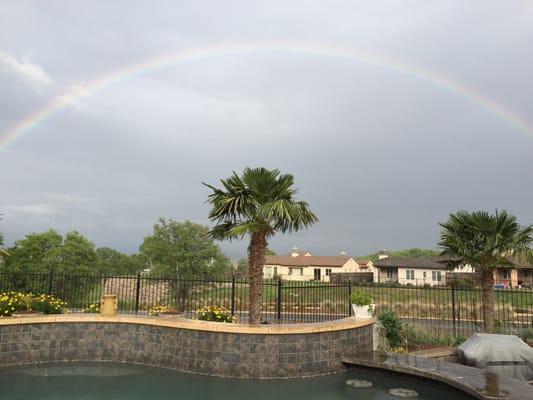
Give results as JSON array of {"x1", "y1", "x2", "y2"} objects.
[{"x1": 263, "y1": 250, "x2": 375, "y2": 282}]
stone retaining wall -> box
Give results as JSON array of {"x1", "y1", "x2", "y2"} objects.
[{"x1": 0, "y1": 318, "x2": 373, "y2": 378}]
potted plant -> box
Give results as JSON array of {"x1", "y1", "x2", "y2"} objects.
[{"x1": 350, "y1": 289, "x2": 374, "y2": 319}]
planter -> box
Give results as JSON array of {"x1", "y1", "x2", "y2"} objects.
[{"x1": 351, "y1": 304, "x2": 374, "y2": 319}]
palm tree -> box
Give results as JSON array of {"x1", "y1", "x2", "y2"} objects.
[
  {"x1": 204, "y1": 167, "x2": 318, "y2": 324},
  {"x1": 439, "y1": 210, "x2": 532, "y2": 333}
]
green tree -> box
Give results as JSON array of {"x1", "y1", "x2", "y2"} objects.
[
  {"x1": 439, "y1": 210, "x2": 533, "y2": 332},
  {"x1": 5, "y1": 230, "x2": 98, "y2": 274},
  {"x1": 365, "y1": 248, "x2": 440, "y2": 263},
  {"x1": 204, "y1": 167, "x2": 318, "y2": 324},
  {"x1": 139, "y1": 218, "x2": 233, "y2": 311},
  {"x1": 5, "y1": 230, "x2": 63, "y2": 273},
  {"x1": 96, "y1": 247, "x2": 141, "y2": 275},
  {"x1": 235, "y1": 258, "x2": 248, "y2": 280},
  {"x1": 139, "y1": 218, "x2": 232, "y2": 279}
]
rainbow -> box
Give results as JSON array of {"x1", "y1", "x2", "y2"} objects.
[{"x1": 2, "y1": 41, "x2": 533, "y2": 152}]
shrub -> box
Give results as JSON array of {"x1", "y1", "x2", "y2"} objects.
[
  {"x1": 350, "y1": 290, "x2": 373, "y2": 306},
  {"x1": 84, "y1": 303, "x2": 100, "y2": 313},
  {"x1": 148, "y1": 304, "x2": 175, "y2": 316},
  {"x1": 521, "y1": 327, "x2": 533, "y2": 342},
  {"x1": 378, "y1": 310, "x2": 404, "y2": 348},
  {"x1": 0, "y1": 292, "x2": 25, "y2": 317},
  {"x1": 453, "y1": 277, "x2": 475, "y2": 289},
  {"x1": 30, "y1": 294, "x2": 67, "y2": 314},
  {"x1": 197, "y1": 305, "x2": 236, "y2": 323}
]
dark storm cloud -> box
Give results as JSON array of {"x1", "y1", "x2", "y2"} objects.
[{"x1": 1, "y1": 1, "x2": 532, "y2": 259}]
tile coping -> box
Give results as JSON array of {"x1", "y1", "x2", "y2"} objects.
[
  {"x1": 343, "y1": 352, "x2": 533, "y2": 400},
  {"x1": 0, "y1": 314, "x2": 374, "y2": 334}
]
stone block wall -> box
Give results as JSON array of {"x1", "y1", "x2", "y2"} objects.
[{"x1": 0, "y1": 322, "x2": 373, "y2": 378}]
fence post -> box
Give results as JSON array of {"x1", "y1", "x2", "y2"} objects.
[
  {"x1": 47, "y1": 269, "x2": 54, "y2": 295},
  {"x1": 277, "y1": 276, "x2": 282, "y2": 322},
  {"x1": 134, "y1": 272, "x2": 141, "y2": 314},
  {"x1": 348, "y1": 279, "x2": 353, "y2": 316},
  {"x1": 451, "y1": 283, "x2": 457, "y2": 337},
  {"x1": 230, "y1": 274, "x2": 236, "y2": 317}
]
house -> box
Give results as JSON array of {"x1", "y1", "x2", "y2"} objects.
[
  {"x1": 494, "y1": 265, "x2": 533, "y2": 288},
  {"x1": 263, "y1": 249, "x2": 375, "y2": 282},
  {"x1": 374, "y1": 255, "x2": 464, "y2": 286}
]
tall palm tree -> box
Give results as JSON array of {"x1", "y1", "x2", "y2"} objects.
[
  {"x1": 439, "y1": 210, "x2": 532, "y2": 333},
  {"x1": 204, "y1": 167, "x2": 318, "y2": 324}
]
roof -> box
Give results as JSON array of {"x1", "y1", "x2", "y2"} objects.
[
  {"x1": 265, "y1": 255, "x2": 352, "y2": 268},
  {"x1": 356, "y1": 258, "x2": 371, "y2": 265},
  {"x1": 375, "y1": 256, "x2": 455, "y2": 270}
]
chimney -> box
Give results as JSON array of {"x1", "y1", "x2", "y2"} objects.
[
  {"x1": 378, "y1": 249, "x2": 389, "y2": 260},
  {"x1": 291, "y1": 247, "x2": 300, "y2": 257}
]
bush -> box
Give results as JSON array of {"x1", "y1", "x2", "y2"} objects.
[
  {"x1": 148, "y1": 304, "x2": 176, "y2": 316},
  {"x1": 453, "y1": 277, "x2": 475, "y2": 289},
  {"x1": 378, "y1": 310, "x2": 404, "y2": 348},
  {"x1": 521, "y1": 327, "x2": 533, "y2": 342},
  {"x1": 0, "y1": 292, "x2": 27, "y2": 317},
  {"x1": 350, "y1": 289, "x2": 373, "y2": 306},
  {"x1": 30, "y1": 294, "x2": 67, "y2": 314},
  {"x1": 83, "y1": 303, "x2": 100, "y2": 313},
  {"x1": 197, "y1": 305, "x2": 236, "y2": 323}
]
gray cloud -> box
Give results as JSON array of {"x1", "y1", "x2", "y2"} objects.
[{"x1": 1, "y1": 1, "x2": 532, "y2": 259}]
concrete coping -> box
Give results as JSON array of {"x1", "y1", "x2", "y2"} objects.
[
  {"x1": 0, "y1": 314, "x2": 375, "y2": 335},
  {"x1": 343, "y1": 352, "x2": 533, "y2": 400}
]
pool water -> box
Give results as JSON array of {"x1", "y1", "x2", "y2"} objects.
[{"x1": 0, "y1": 362, "x2": 473, "y2": 400}]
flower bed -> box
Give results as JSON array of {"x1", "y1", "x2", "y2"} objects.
[
  {"x1": 0, "y1": 292, "x2": 67, "y2": 316},
  {"x1": 197, "y1": 305, "x2": 236, "y2": 323}
]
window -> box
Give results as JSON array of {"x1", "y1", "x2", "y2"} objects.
[
  {"x1": 386, "y1": 268, "x2": 394, "y2": 279},
  {"x1": 325, "y1": 269, "x2": 331, "y2": 276},
  {"x1": 406, "y1": 270, "x2": 415, "y2": 280},
  {"x1": 502, "y1": 269, "x2": 510, "y2": 280},
  {"x1": 432, "y1": 271, "x2": 442, "y2": 282},
  {"x1": 273, "y1": 267, "x2": 278, "y2": 276},
  {"x1": 423, "y1": 272, "x2": 427, "y2": 279},
  {"x1": 289, "y1": 267, "x2": 302, "y2": 276}
]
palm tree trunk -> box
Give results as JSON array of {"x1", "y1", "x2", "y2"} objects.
[
  {"x1": 481, "y1": 268, "x2": 495, "y2": 333},
  {"x1": 247, "y1": 232, "x2": 267, "y2": 325}
]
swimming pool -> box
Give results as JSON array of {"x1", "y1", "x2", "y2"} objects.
[{"x1": 0, "y1": 362, "x2": 474, "y2": 400}]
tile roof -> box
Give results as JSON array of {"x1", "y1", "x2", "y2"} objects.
[{"x1": 375, "y1": 256, "x2": 455, "y2": 270}]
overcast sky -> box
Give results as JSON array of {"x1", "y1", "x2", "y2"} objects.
[{"x1": 1, "y1": 1, "x2": 532, "y2": 260}]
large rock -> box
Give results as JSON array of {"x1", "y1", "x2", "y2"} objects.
[{"x1": 457, "y1": 333, "x2": 533, "y2": 381}]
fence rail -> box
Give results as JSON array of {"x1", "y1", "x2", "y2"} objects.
[
  {"x1": 0, "y1": 272, "x2": 352, "y2": 324},
  {"x1": 352, "y1": 282, "x2": 533, "y2": 337},
  {"x1": 1, "y1": 271, "x2": 532, "y2": 335}
]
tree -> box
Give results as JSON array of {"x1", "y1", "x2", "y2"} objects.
[
  {"x1": 235, "y1": 258, "x2": 248, "y2": 280},
  {"x1": 439, "y1": 210, "x2": 532, "y2": 332},
  {"x1": 96, "y1": 247, "x2": 142, "y2": 275},
  {"x1": 364, "y1": 248, "x2": 440, "y2": 263},
  {"x1": 139, "y1": 218, "x2": 233, "y2": 310},
  {"x1": 204, "y1": 167, "x2": 318, "y2": 324},
  {"x1": 6, "y1": 230, "x2": 98, "y2": 275},
  {"x1": 5, "y1": 230, "x2": 63, "y2": 273},
  {"x1": 139, "y1": 218, "x2": 232, "y2": 279}
]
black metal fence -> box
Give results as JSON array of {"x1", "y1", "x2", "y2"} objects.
[
  {"x1": 352, "y1": 282, "x2": 533, "y2": 337},
  {"x1": 0, "y1": 271, "x2": 352, "y2": 324},
  {"x1": 2, "y1": 271, "x2": 532, "y2": 334}
]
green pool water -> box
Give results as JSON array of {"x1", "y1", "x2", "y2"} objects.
[{"x1": 0, "y1": 362, "x2": 473, "y2": 400}]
